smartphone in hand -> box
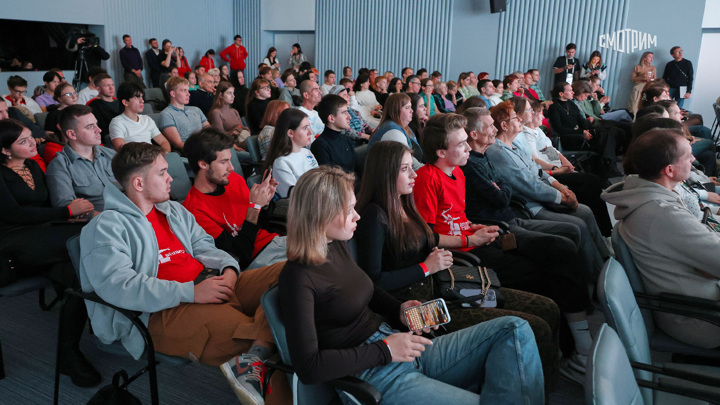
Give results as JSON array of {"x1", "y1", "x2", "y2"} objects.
[{"x1": 404, "y1": 299, "x2": 451, "y2": 332}]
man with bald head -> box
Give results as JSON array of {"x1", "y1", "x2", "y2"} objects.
[
  {"x1": 297, "y1": 79, "x2": 324, "y2": 138},
  {"x1": 189, "y1": 74, "x2": 215, "y2": 115}
]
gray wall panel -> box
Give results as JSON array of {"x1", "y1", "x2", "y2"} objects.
[
  {"x1": 315, "y1": 0, "x2": 453, "y2": 81},
  {"x1": 495, "y1": 0, "x2": 630, "y2": 99}
]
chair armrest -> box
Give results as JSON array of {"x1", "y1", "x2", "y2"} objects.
[
  {"x1": 64, "y1": 288, "x2": 157, "y2": 355},
  {"x1": 451, "y1": 257, "x2": 475, "y2": 268},
  {"x1": 65, "y1": 289, "x2": 141, "y2": 319},
  {"x1": 632, "y1": 361, "x2": 720, "y2": 387},
  {"x1": 448, "y1": 250, "x2": 481, "y2": 266},
  {"x1": 657, "y1": 292, "x2": 720, "y2": 312},
  {"x1": 637, "y1": 377, "x2": 720, "y2": 403},
  {"x1": 635, "y1": 294, "x2": 720, "y2": 328},
  {"x1": 327, "y1": 376, "x2": 382, "y2": 405},
  {"x1": 509, "y1": 197, "x2": 534, "y2": 220},
  {"x1": 264, "y1": 360, "x2": 382, "y2": 405},
  {"x1": 264, "y1": 359, "x2": 293, "y2": 374},
  {"x1": 465, "y1": 216, "x2": 510, "y2": 232}
]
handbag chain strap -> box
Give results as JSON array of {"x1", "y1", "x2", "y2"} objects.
[{"x1": 448, "y1": 266, "x2": 491, "y2": 295}]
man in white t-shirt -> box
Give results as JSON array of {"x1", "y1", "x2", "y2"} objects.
[
  {"x1": 296, "y1": 80, "x2": 324, "y2": 140},
  {"x1": 109, "y1": 82, "x2": 171, "y2": 151},
  {"x1": 319, "y1": 70, "x2": 336, "y2": 96},
  {"x1": 77, "y1": 67, "x2": 106, "y2": 105}
]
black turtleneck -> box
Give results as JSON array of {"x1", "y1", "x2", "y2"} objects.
[
  {"x1": 310, "y1": 126, "x2": 359, "y2": 175},
  {"x1": 547, "y1": 99, "x2": 590, "y2": 135}
]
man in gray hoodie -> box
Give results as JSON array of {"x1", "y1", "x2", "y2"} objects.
[
  {"x1": 78, "y1": 143, "x2": 282, "y2": 404},
  {"x1": 602, "y1": 128, "x2": 720, "y2": 349}
]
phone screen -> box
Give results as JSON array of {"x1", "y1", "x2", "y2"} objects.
[{"x1": 403, "y1": 299, "x2": 451, "y2": 332}]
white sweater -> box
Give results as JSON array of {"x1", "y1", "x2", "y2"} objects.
[{"x1": 272, "y1": 149, "x2": 318, "y2": 198}]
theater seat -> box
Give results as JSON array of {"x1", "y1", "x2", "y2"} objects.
[
  {"x1": 586, "y1": 323, "x2": 720, "y2": 405},
  {"x1": 609, "y1": 225, "x2": 720, "y2": 363},
  {"x1": 56, "y1": 235, "x2": 191, "y2": 405},
  {"x1": 165, "y1": 152, "x2": 192, "y2": 202},
  {"x1": 261, "y1": 285, "x2": 381, "y2": 405}
]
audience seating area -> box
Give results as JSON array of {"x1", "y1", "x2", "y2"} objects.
[{"x1": 2, "y1": 21, "x2": 720, "y2": 405}]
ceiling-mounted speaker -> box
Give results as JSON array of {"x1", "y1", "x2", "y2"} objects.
[{"x1": 490, "y1": 0, "x2": 507, "y2": 13}]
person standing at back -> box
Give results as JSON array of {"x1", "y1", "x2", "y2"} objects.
[
  {"x1": 553, "y1": 43, "x2": 581, "y2": 85},
  {"x1": 119, "y1": 34, "x2": 145, "y2": 89},
  {"x1": 144, "y1": 38, "x2": 161, "y2": 87},
  {"x1": 220, "y1": 35, "x2": 248, "y2": 73},
  {"x1": 662, "y1": 46, "x2": 693, "y2": 109}
]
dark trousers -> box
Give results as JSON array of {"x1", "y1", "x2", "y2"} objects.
[
  {"x1": 1, "y1": 222, "x2": 88, "y2": 355},
  {"x1": 554, "y1": 172, "x2": 613, "y2": 236},
  {"x1": 149, "y1": 70, "x2": 161, "y2": 88}
]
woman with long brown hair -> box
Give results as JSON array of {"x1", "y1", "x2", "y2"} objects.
[
  {"x1": 264, "y1": 108, "x2": 318, "y2": 198},
  {"x1": 245, "y1": 78, "x2": 272, "y2": 134},
  {"x1": 207, "y1": 81, "x2": 250, "y2": 148}
]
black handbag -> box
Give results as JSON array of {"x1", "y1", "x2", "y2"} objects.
[
  {"x1": 432, "y1": 265, "x2": 505, "y2": 308},
  {"x1": 87, "y1": 370, "x2": 142, "y2": 405}
]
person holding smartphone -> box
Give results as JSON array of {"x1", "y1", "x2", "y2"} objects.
[
  {"x1": 183, "y1": 128, "x2": 287, "y2": 271},
  {"x1": 553, "y1": 43, "x2": 581, "y2": 85},
  {"x1": 279, "y1": 166, "x2": 544, "y2": 404}
]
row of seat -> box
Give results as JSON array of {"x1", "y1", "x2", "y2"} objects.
[
  {"x1": 585, "y1": 222, "x2": 720, "y2": 404},
  {"x1": 588, "y1": 257, "x2": 720, "y2": 404}
]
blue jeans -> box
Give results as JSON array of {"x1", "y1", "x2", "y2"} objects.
[
  {"x1": 344, "y1": 319, "x2": 544, "y2": 405},
  {"x1": 601, "y1": 109, "x2": 633, "y2": 123},
  {"x1": 669, "y1": 87, "x2": 686, "y2": 109}
]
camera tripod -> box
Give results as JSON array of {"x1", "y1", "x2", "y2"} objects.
[{"x1": 72, "y1": 48, "x2": 89, "y2": 88}]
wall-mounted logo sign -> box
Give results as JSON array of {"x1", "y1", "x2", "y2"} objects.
[{"x1": 599, "y1": 29, "x2": 657, "y2": 54}]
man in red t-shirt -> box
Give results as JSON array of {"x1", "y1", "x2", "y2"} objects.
[
  {"x1": 220, "y1": 35, "x2": 248, "y2": 72},
  {"x1": 183, "y1": 128, "x2": 287, "y2": 270},
  {"x1": 413, "y1": 114, "x2": 499, "y2": 247},
  {"x1": 413, "y1": 113, "x2": 541, "y2": 283},
  {"x1": 415, "y1": 113, "x2": 596, "y2": 373}
]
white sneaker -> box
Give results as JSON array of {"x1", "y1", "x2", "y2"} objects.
[{"x1": 221, "y1": 353, "x2": 266, "y2": 405}]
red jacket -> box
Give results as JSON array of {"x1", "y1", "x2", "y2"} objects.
[
  {"x1": 177, "y1": 56, "x2": 191, "y2": 78},
  {"x1": 219, "y1": 44, "x2": 248, "y2": 71},
  {"x1": 199, "y1": 56, "x2": 215, "y2": 72}
]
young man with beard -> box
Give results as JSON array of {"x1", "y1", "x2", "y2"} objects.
[{"x1": 183, "y1": 128, "x2": 287, "y2": 270}]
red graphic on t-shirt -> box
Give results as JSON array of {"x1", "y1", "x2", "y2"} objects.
[
  {"x1": 147, "y1": 208, "x2": 204, "y2": 282},
  {"x1": 413, "y1": 164, "x2": 473, "y2": 250}
]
